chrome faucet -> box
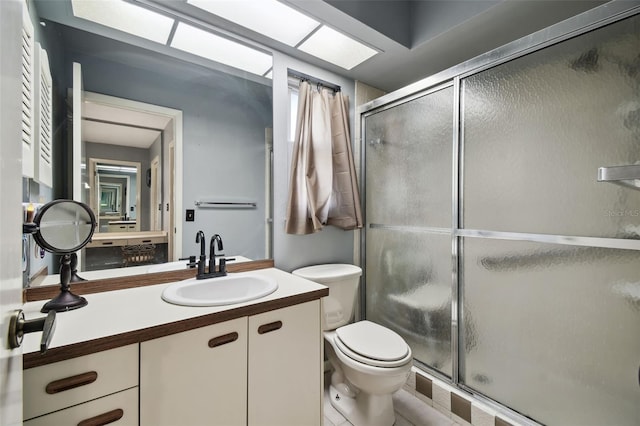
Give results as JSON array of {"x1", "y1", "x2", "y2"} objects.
[{"x1": 195, "y1": 230, "x2": 206, "y2": 277}]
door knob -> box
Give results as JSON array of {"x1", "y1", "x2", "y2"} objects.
[{"x1": 8, "y1": 309, "x2": 56, "y2": 353}]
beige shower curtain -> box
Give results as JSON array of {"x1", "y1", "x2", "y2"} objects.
[{"x1": 285, "y1": 81, "x2": 363, "y2": 235}]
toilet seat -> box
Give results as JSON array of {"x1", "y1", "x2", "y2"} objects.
[{"x1": 334, "y1": 321, "x2": 411, "y2": 368}]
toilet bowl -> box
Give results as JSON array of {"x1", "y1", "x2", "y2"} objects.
[{"x1": 292, "y1": 264, "x2": 412, "y2": 426}]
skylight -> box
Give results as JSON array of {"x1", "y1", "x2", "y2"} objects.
[
  {"x1": 171, "y1": 22, "x2": 273, "y2": 76},
  {"x1": 71, "y1": 0, "x2": 175, "y2": 44},
  {"x1": 186, "y1": 0, "x2": 378, "y2": 70},
  {"x1": 70, "y1": 0, "x2": 377, "y2": 75},
  {"x1": 187, "y1": 0, "x2": 320, "y2": 47},
  {"x1": 298, "y1": 26, "x2": 378, "y2": 70}
]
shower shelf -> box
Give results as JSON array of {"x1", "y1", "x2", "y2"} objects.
[{"x1": 597, "y1": 165, "x2": 640, "y2": 189}]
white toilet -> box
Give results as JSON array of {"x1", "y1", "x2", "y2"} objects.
[{"x1": 292, "y1": 264, "x2": 412, "y2": 426}]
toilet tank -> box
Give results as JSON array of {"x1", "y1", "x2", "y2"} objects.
[{"x1": 292, "y1": 264, "x2": 362, "y2": 331}]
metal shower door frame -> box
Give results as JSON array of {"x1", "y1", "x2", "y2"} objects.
[{"x1": 359, "y1": 1, "x2": 640, "y2": 423}]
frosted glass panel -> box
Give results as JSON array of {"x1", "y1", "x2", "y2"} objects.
[
  {"x1": 461, "y1": 237, "x2": 640, "y2": 426},
  {"x1": 366, "y1": 228, "x2": 452, "y2": 376},
  {"x1": 463, "y1": 14, "x2": 640, "y2": 238},
  {"x1": 365, "y1": 86, "x2": 453, "y2": 228}
]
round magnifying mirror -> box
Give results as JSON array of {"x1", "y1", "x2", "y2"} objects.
[
  {"x1": 30, "y1": 200, "x2": 96, "y2": 313},
  {"x1": 33, "y1": 200, "x2": 96, "y2": 254}
]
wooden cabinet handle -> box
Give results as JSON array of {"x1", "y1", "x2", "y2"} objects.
[
  {"x1": 46, "y1": 371, "x2": 98, "y2": 394},
  {"x1": 77, "y1": 408, "x2": 124, "y2": 426},
  {"x1": 101, "y1": 242, "x2": 113, "y2": 245},
  {"x1": 258, "y1": 321, "x2": 282, "y2": 335},
  {"x1": 208, "y1": 332, "x2": 239, "y2": 348}
]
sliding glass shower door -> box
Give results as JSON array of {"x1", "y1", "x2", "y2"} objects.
[
  {"x1": 362, "y1": 9, "x2": 640, "y2": 425},
  {"x1": 460, "y1": 13, "x2": 640, "y2": 425},
  {"x1": 364, "y1": 86, "x2": 454, "y2": 377}
]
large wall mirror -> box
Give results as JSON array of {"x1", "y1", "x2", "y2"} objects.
[{"x1": 30, "y1": 1, "x2": 273, "y2": 285}]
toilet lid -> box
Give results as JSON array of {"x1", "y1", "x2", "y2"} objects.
[
  {"x1": 335, "y1": 321, "x2": 410, "y2": 368},
  {"x1": 292, "y1": 264, "x2": 362, "y2": 282}
]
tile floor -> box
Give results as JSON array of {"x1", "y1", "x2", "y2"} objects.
[{"x1": 323, "y1": 384, "x2": 459, "y2": 426}]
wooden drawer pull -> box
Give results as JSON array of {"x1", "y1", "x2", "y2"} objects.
[
  {"x1": 208, "y1": 332, "x2": 239, "y2": 348},
  {"x1": 77, "y1": 408, "x2": 124, "y2": 426},
  {"x1": 258, "y1": 321, "x2": 282, "y2": 335},
  {"x1": 101, "y1": 242, "x2": 113, "y2": 245},
  {"x1": 46, "y1": 371, "x2": 98, "y2": 394}
]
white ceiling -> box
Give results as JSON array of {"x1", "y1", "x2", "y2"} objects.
[
  {"x1": 34, "y1": 0, "x2": 611, "y2": 92},
  {"x1": 148, "y1": 0, "x2": 608, "y2": 91}
]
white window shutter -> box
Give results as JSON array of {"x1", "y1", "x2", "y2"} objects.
[
  {"x1": 21, "y1": 3, "x2": 35, "y2": 178},
  {"x1": 34, "y1": 43, "x2": 53, "y2": 187}
]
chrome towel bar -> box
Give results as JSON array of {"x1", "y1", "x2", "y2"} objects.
[{"x1": 195, "y1": 201, "x2": 257, "y2": 208}]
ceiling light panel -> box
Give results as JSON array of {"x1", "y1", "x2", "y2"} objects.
[
  {"x1": 71, "y1": 0, "x2": 175, "y2": 44},
  {"x1": 187, "y1": 0, "x2": 319, "y2": 46},
  {"x1": 298, "y1": 26, "x2": 378, "y2": 70},
  {"x1": 171, "y1": 22, "x2": 272, "y2": 76}
]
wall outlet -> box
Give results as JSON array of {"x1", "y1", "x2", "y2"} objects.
[{"x1": 186, "y1": 209, "x2": 195, "y2": 221}]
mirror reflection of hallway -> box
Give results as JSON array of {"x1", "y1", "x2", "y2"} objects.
[{"x1": 88, "y1": 158, "x2": 140, "y2": 232}]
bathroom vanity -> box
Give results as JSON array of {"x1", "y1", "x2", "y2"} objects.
[{"x1": 21, "y1": 267, "x2": 328, "y2": 425}]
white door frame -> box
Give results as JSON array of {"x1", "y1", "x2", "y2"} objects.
[{"x1": 75, "y1": 91, "x2": 183, "y2": 258}]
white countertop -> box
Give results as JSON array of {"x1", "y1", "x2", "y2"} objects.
[
  {"x1": 22, "y1": 268, "x2": 327, "y2": 356},
  {"x1": 91, "y1": 230, "x2": 167, "y2": 238}
]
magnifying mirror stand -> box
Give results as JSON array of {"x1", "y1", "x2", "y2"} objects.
[
  {"x1": 69, "y1": 253, "x2": 87, "y2": 282},
  {"x1": 41, "y1": 254, "x2": 88, "y2": 313}
]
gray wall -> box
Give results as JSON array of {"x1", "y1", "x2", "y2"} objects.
[
  {"x1": 64, "y1": 39, "x2": 272, "y2": 260},
  {"x1": 39, "y1": 21, "x2": 359, "y2": 268}
]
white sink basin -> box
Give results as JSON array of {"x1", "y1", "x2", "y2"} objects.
[{"x1": 161, "y1": 273, "x2": 278, "y2": 307}]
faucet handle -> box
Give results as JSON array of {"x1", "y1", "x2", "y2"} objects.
[
  {"x1": 179, "y1": 255, "x2": 197, "y2": 268},
  {"x1": 219, "y1": 258, "x2": 227, "y2": 274}
]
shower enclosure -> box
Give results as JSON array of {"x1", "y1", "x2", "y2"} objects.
[{"x1": 361, "y1": 4, "x2": 640, "y2": 426}]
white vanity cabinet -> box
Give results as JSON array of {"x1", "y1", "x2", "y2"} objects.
[
  {"x1": 140, "y1": 317, "x2": 249, "y2": 426},
  {"x1": 23, "y1": 344, "x2": 138, "y2": 425},
  {"x1": 248, "y1": 300, "x2": 322, "y2": 426},
  {"x1": 139, "y1": 300, "x2": 322, "y2": 426}
]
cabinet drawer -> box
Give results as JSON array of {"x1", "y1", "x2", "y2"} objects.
[
  {"x1": 127, "y1": 236, "x2": 165, "y2": 245},
  {"x1": 24, "y1": 387, "x2": 138, "y2": 426},
  {"x1": 86, "y1": 239, "x2": 128, "y2": 248},
  {"x1": 24, "y1": 344, "x2": 138, "y2": 420},
  {"x1": 108, "y1": 224, "x2": 130, "y2": 233}
]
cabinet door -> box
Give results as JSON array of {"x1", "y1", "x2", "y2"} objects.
[
  {"x1": 248, "y1": 300, "x2": 322, "y2": 426},
  {"x1": 140, "y1": 317, "x2": 248, "y2": 426},
  {"x1": 24, "y1": 387, "x2": 138, "y2": 426}
]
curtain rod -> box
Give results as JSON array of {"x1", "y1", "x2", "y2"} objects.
[{"x1": 288, "y1": 70, "x2": 341, "y2": 92}]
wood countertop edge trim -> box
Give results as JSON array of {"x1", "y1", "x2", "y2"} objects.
[
  {"x1": 24, "y1": 259, "x2": 275, "y2": 302},
  {"x1": 23, "y1": 287, "x2": 329, "y2": 369}
]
